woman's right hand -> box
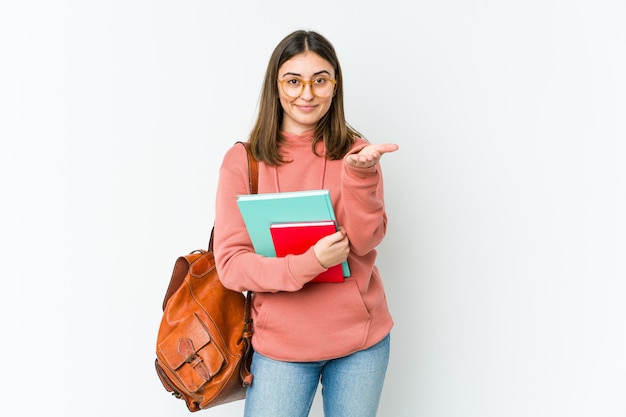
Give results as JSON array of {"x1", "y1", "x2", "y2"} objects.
[{"x1": 313, "y1": 227, "x2": 350, "y2": 269}]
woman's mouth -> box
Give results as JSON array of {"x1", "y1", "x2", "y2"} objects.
[{"x1": 296, "y1": 104, "x2": 317, "y2": 112}]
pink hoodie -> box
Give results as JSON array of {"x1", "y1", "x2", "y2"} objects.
[{"x1": 213, "y1": 131, "x2": 394, "y2": 362}]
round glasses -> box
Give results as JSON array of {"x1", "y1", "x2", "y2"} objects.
[{"x1": 277, "y1": 76, "x2": 336, "y2": 98}]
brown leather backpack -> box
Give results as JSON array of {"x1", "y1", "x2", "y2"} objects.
[{"x1": 154, "y1": 141, "x2": 257, "y2": 411}]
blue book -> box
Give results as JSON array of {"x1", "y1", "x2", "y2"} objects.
[{"x1": 236, "y1": 189, "x2": 350, "y2": 277}]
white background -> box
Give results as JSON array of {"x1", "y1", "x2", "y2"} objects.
[{"x1": 2, "y1": 1, "x2": 625, "y2": 416}]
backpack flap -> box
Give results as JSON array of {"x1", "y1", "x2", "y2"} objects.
[{"x1": 157, "y1": 313, "x2": 226, "y2": 392}]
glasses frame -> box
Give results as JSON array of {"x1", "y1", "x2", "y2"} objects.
[{"x1": 277, "y1": 76, "x2": 337, "y2": 98}]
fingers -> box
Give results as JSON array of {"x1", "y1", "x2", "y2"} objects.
[
  {"x1": 345, "y1": 153, "x2": 374, "y2": 166},
  {"x1": 361, "y1": 143, "x2": 399, "y2": 155},
  {"x1": 323, "y1": 229, "x2": 347, "y2": 246},
  {"x1": 378, "y1": 143, "x2": 399, "y2": 154},
  {"x1": 313, "y1": 230, "x2": 349, "y2": 269}
]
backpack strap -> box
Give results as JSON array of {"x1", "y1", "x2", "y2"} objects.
[
  {"x1": 234, "y1": 141, "x2": 257, "y2": 386},
  {"x1": 240, "y1": 141, "x2": 258, "y2": 195},
  {"x1": 205, "y1": 141, "x2": 257, "y2": 385}
]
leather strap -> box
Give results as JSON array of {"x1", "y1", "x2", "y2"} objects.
[
  {"x1": 240, "y1": 141, "x2": 258, "y2": 195},
  {"x1": 205, "y1": 141, "x2": 257, "y2": 386},
  {"x1": 235, "y1": 141, "x2": 257, "y2": 386}
]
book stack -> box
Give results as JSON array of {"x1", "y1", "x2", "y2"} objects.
[{"x1": 237, "y1": 189, "x2": 350, "y2": 283}]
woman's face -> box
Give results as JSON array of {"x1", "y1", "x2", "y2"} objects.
[{"x1": 276, "y1": 51, "x2": 335, "y2": 134}]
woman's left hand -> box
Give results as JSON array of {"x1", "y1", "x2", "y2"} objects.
[{"x1": 345, "y1": 143, "x2": 399, "y2": 168}]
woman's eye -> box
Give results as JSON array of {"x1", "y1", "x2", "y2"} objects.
[
  {"x1": 287, "y1": 79, "x2": 302, "y2": 85},
  {"x1": 314, "y1": 78, "x2": 327, "y2": 85}
]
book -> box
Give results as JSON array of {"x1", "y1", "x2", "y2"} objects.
[
  {"x1": 236, "y1": 189, "x2": 350, "y2": 277},
  {"x1": 270, "y1": 221, "x2": 344, "y2": 283}
]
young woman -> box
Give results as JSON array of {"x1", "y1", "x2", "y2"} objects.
[{"x1": 213, "y1": 30, "x2": 399, "y2": 417}]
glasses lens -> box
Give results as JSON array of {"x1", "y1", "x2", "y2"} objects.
[
  {"x1": 281, "y1": 78, "x2": 303, "y2": 98},
  {"x1": 311, "y1": 77, "x2": 334, "y2": 97}
]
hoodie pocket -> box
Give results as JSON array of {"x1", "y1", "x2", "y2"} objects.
[{"x1": 253, "y1": 279, "x2": 372, "y2": 360}]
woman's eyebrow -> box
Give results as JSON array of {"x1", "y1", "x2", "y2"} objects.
[{"x1": 281, "y1": 69, "x2": 332, "y2": 78}]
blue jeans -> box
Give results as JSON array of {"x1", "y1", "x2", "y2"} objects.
[{"x1": 243, "y1": 333, "x2": 390, "y2": 417}]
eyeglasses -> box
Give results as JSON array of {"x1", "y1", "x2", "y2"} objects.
[{"x1": 277, "y1": 76, "x2": 336, "y2": 98}]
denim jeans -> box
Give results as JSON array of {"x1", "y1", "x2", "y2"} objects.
[{"x1": 243, "y1": 333, "x2": 390, "y2": 417}]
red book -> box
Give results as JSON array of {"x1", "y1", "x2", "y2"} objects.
[{"x1": 269, "y1": 220, "x2": 344, "y2": 283}]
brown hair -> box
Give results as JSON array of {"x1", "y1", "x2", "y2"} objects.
[{"x1": 249, "y1": 30, "x2": 361, "y2": 165}]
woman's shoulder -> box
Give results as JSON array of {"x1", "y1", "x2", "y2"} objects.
[
  {"x1": 222, "y1": 141, "x2": 250, "y2": 162},
  {"x1": 218, "y1": 141, "x2": 252, "y2": 178}
]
